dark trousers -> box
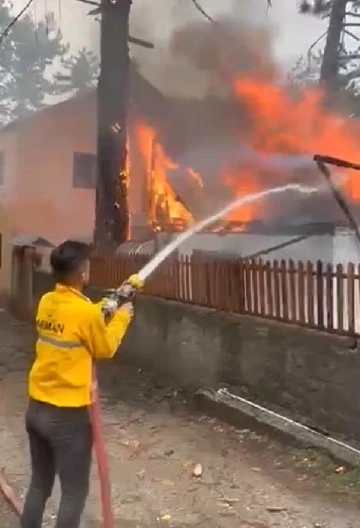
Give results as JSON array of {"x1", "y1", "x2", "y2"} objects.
[{"x1": 20, "y1": 398, "x2": 92, "y2": 528}]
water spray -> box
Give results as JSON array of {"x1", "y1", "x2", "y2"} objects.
[
  {"x1": 137, "y1": 183, "x2": 319, "y2": 282},
  {"x1": 101, "y1": 183, "x2": 320, "y2": 317}
]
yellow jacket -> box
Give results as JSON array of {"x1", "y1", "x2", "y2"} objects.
[{"x1": 29, "y1": 284, "x2": 131, "y2": 407}]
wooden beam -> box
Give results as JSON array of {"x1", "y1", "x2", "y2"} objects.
[
  {"x1": 128, "y1": 35, "x2": 154, "y2": 49},
  {"x1": 93, "y1": 18, "x2": 155, "y2": 49}
]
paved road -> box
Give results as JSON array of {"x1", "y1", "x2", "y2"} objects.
[{"x1": 0, "y1": 312, "x2": 360, "y2": 527}]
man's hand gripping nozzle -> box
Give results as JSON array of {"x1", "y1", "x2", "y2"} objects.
[{"x1": 101, "y1": 274, "x2": 144, "y2": 318}]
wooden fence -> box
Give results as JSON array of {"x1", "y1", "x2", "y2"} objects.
[{"x1": 89, "y1": 254, "x2": 360, "y2": 336}]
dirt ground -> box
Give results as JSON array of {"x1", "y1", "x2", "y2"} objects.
[{"x1": 0, "y1": 312, "x2": 360, "y2": 527}]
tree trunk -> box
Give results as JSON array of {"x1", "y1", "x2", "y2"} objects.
[
  {"x1": 320, "y1": 0, "x2": 348, "y2": 98},
  {"x1": 94, "y1": 0, "x2": 132, "y2": 254}
]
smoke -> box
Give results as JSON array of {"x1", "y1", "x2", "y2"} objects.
[
  {"x1": 173, "y1": 142, "x2": 314, "y2": 178},
  {"x1": 168, "y1": 141, "x2": 327, "y2": 222},
  {"x1": 131, "y1": 0, "x2": 277, "y2": 98},
  {"x1": 129, "y1": 2, "x2": 344, "y2": 227}
]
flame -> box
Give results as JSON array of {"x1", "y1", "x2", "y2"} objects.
[
  {"x1": 224, "y1": 169, "x2": 262, "y2": 224},
  {"x1": 233, "y1": 77, "x2": 360, "y2": 200},
  {"x1": 135, "y1": 122, "x2": 193, "y2": 231},
  {"x1": 132, "y1": 74, "x2": 360, "y2": 232},
  {"x1": 134, "y1": 120, "x2": 260, "y2": 228},
  {"x1": 187, "y1": 168, "x2": 204, "y2": 188}
]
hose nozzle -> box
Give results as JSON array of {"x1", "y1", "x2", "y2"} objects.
[{"x1": 101, "y1": 274, "x2": 144, "y2": 318}]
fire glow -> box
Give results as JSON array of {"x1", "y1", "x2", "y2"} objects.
[{"x1": 132, "y1": 75, "x2": 360, "y2": 233}]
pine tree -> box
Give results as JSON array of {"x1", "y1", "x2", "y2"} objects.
[
  {"x1": 56, "y1": 48, "x2": 99, "y2": 96},
  {"x1": 0, "y1": 1, "x2": 69, "y2": 125},
  {"x1": 299, "y1": 1, "x2": 360, "y2": 95}
]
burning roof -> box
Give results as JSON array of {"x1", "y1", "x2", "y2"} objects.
[{"x1": 132, "y1": 17, "x2": 360, "y2": 234}]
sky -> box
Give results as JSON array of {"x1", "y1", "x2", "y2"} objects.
[
  {"x1": 130, "y1": 0, "x2": 327, "y2": 68},
  {"x1": 10, "y1": 0, "x2": 99, "y2": 53},
  {"x1": 9, "y1": 0, "x2": 326, "y2": 67}
]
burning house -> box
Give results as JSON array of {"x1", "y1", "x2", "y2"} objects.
[
  {"x1": 127, "y1": 17, "x2": 360, "y2": 265},
  {"x1": 1, "y1": 13, "x2": 360, "y2": 293}
]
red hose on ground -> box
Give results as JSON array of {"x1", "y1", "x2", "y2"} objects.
[
  {"x1": 0, "y1": 366, "x2": 114, "y2": 528},
  {"x1": 90, "y1": 363, "x2": 115, "y2": 528},
  {"x1": 0, "y1": 469, "x2": 22, "y2": 517}
]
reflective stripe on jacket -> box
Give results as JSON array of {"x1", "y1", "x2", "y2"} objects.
[{"x1": 29, "y1": 284, "x2": 131, "y2": 407}]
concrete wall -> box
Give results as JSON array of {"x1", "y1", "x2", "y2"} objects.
[{"x1": 120, "y1": 296, "x2": 360, "y2": 443}]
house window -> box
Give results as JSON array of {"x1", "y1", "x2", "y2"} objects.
[
  {"x1": 0, "y1": 152, "x2": 5, "y2": 186},
  {"x1": 72, "y1": 152, "x2": 96, "y2": 189}
]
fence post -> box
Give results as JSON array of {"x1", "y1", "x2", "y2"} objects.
[
  {"x1": 347, "y1": 263, "x2": 355, "y2": 335},
  {"x1": 237, "y1": 258, "x2": 245, "y2": 313},
  {"x1": 325, "y1": 263, "x2": 333, "y2": 331},
  {"x1": 273, "y1": 260, "x2": 281, "y2": 319},
  {"x1": 298, "y1": 260, "x2": 305, "y2": 324},
  {"x1": 280, "y1": 260, "x2": 289, "y2": 321},
  {"x1": 336, "y1": 263, "x2": 344, "y2": 333},
  {"x1": 258, "y1": 259, "x2": 266, "y2": 317},
  {"x1": 316, "y1": 260, "x2": 324, "y2": 330},
  {"x1": 288, "y1": 259, "x2": 296, "y2": 322},
  {"x1": 306, "y1": 261, "x2": 314, "y2": 327}
]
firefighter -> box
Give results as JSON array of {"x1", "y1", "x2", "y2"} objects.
[{"x1": 20, "y1": 240, "x2": 143, "y2": 528}]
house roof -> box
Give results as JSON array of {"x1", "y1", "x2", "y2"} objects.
[
  {"x1": 0, "y1": 64, "x2": 168, "y2": 135},
  {"x1": 8, "y1": 234, "x2": 55, "y2": 248}
]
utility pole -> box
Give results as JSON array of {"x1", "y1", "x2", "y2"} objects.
[
  {"x1": 79, "y1": 0, "x2": 154, "y2": 253},
  {"x1": 94, "y1": 0, "x2": 132, "y2": 253}
]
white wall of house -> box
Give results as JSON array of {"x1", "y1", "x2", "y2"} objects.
[
  {"x1": 0, "y1": 92, "x2": 153, "y2": 292},
  {"x1": 0, "y1": 128, "x2": 21, "y2": 291},
  {"x1": 332, "y1": 229, "x2": 360, "y2": 266},
  {"x1": 169, "y1": 232, "x2": 334, "y2": 264},
  {"x1": 159, "y1": 229, "x2": 360, "y2": 266},
  {"x1": 0, "y1": 94, "x2": 97, "y2": 292},
  {"x1": 13, "y1": 94, "x2": 97, "y2": 244}
]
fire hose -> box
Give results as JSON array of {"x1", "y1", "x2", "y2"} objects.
[{"x1": 0, "y1": 276, "x2": 142, "y2": 528}]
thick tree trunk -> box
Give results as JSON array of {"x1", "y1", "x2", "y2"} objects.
[
  {"x1": 319, "y1": 0, "x2": 348, "y2": 98},
  {"x1": 94, "y1": 0, "x2": 132, "y2": 254}
]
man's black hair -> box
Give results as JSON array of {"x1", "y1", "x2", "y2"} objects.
[{"x1": 50, "y1": 240, "x2": 91, "y2": 282}]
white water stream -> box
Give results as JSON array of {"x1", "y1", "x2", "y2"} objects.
[{"x1": 137, "y1": 183, "x2": 320, "y2": 282}]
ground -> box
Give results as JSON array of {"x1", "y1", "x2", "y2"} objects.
[{"x1": 0, "y1": 312, "x2": 360, "y2": 527}]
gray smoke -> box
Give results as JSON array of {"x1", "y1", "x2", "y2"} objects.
[
  {"x1": 172, "y1": 142, "x2": 314, "y2": 178},
  {"x1": 131, "y1": 0, "x2": 276, "y2": 98},
  {"x1": 129, "y1": 2, "x2": 341, "y2": 226}
]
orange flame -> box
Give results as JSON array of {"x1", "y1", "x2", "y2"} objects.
[
  {"x1": 132, "y1": 75, "x2": 360, "y2": 232},
  {"x1": 224, "y1": 169, "x2": 262, "y2": 223},
  {"x1": 233, "y1": 77, "x2": 360, "y2": 200},
  {"x1": 135, "y1": 122, "x2": 193, "y2": 231},
  {"x1": 187, "y1": 168, "x2": 204, "y2": 188}
]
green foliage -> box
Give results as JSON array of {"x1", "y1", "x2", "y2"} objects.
[
  {"x1": 298, "y1": 0, "x2": 360, "y2": 16},
  {"x1": 55, "y1": 47, "x2": 99, "y2": 96},
  {"x1": 298, "y1": 1, "x2": 360, "y2": 89},
  {"x1": 298, "y1": 1, "x2": 332, "y2": 15},
  {"x1": 0, "y1": 0, "x2": 70, "y2": 125},
  {"x1": 287, "y1": 53, "x2": 323, "y2": 87},
  {"x1": 0, "y1": 1, "x2": 99, "y2": 127}
]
